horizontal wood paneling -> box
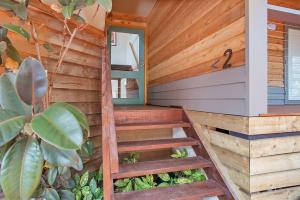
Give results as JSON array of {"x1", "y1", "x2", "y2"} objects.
[
  {"x1": 268, "y1": 0, "x2": 300, "y2": 10},
  {"x1": 147, "y1": 0, "x2": 245, "y2": 86},
  {"x1": 268, "y1": 86, "x2": 285, "y2": 105},
  {"x1": 0, "y1": 3, "x2": 103, "y2": 169},
  {"x1": 147, "y1": 0, "x2": 247, "y2": 116},
  {"x1": 268, "y1": 20, "x2": 285, "y2": 88},
  {"x1": 189, "y1": 110, "x2": 300, "y2": 199},
  {"x1": 149, "y1": 67, "x2": 248, "y2": 116}
]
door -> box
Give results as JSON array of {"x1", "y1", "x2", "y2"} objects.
[{"x1": 108, "y1": 26, "x2": 145, "y2": 105}]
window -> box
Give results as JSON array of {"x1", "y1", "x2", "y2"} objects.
[{"x1": 286, "y1": 27, "x2": 300, "y2": 102}]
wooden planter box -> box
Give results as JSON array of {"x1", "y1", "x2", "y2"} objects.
[{"x1": 187, "y1": 111, "x2": 300, "y2": 200}]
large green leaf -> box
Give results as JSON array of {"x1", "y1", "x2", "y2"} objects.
[
  {"x1": 0, "y1": 143, "x2": 9, "y2": 163},
  {"x1": 52, "y1": 102, "x2": 89, "y2": 134},
  {"x1": 41, "y1": 141, "x2": 83, "y2": 170},
  {"x1": 16, "y1": 57, "x2": 48, "y2": 105},
  {"x1": 0, "y1": 109, "x2": 25, "y2": 146},
  {"x1": 4, "y1": 37, "x2": 22, "y2": 63},
  {"x1": 1, "y1": 24, "x2": 30, "y2": 41},
  {"x1": 60, "y1": 190, "x2": 75, "y2": 200},
  {"x1": 43, "y1": 188, "x2": 60, "y2": 200},
  {"x1": 96, "y1": 0, "x2": 112, "y2": 12},
  {"x1": 0, "y1": 41, "x2": 7, "y2": 53},
  {"x1": 0, "y1": 72, "x2": 31, "y2": 115},
  {"x1": 47, "y1": 167, "x2": 58, "y2": 186},
  {"x1": 58, "y1": 0, "x2": 71, "y2": 6},
  {"x1": 0, "y1": 0, "x2": 28, "y2": 20},
  {"x1": 62, "y1": 5, "x2": 75, "y2": 19},
  {"x1": 0, "y1": 137, "x2": 43, "y2": 200},
  {"x1": 85, "y1": 0, "x2": 95, "y2": 6},
  {"x1": 32, "y1": 105, "x2": 83, "y2": 150},
  {"x1": 0, "y1": 27, "x2": 8, "y2": 40}
]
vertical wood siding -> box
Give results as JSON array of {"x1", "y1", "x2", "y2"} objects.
[
  {"x1": 147, "y1": 0, "x2": 246, "y2": 116},
  {"x1": 0, "y1": 4, "x2": 103, "y2": 170}
]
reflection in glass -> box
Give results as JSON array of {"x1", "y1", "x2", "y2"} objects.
[
  {"x1": 111, "y1": 32, "x2": 140, "y2": 72},
  {"x1": 111, "y1": 78, "x2": 139, "y2": 99}
]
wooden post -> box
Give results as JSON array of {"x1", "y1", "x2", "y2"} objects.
[
  {"x1": 101, "y1": 44, "x2": 120, "y2": 200},
  {"x1": 245, "y1": 0, "x2": 268, "y2": 116}
]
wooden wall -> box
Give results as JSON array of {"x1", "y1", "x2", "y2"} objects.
[
  {"x1": 268, "y1": 0, "x2": 300, "y2": 10},
  {"x1": 0, "y1": 2, "x2": 103, "y2": 171},
  {"x1": 267, "y1": 19, "x2": 300, "y2": 105},
  {"x1": 268, "y1": 20, "x2": 285, "y2": 105},
  {"x1": 268, "y1": 20, "x2": 285, "y2": 89},
  {"x1": 147, "y1": 0, "x2": 247, "y2": 116},
  {"x1": 188, "y1": 110, "x2": 300, "y2": 200},
  {"x1": 147, "y1": 0, "x2": 245, "y2": 87}
]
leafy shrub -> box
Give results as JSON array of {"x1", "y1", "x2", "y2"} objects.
[
  {"x1": 114, "y1": 149, "x2": 206, "y2": 193},
  {"x1": 71, "y1": 169, "x2": 103, "y2": 200}
]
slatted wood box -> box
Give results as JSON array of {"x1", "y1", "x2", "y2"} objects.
[{"x1": 187, "y1": 110, "x2": 300, "y2": 200}]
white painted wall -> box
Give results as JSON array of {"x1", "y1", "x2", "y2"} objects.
[{"x1": 111, "y1": 32, "x2": 139, "y2": 69}]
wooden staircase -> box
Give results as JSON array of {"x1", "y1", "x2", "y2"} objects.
[
  {"x1": 112, "y1": 107, "x2": 233, "y2": 200},
  {"x1": 101, "y1": 47, "x2": 234, "y2": 200}
]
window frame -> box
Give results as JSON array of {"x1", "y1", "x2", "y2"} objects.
[{"x1": 284, "y1": 25, "x2": 300, "y2": 104}]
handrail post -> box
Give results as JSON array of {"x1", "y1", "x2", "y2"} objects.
[{"x1": 101, "y1": 44, "x2": 119, "y2": 200}]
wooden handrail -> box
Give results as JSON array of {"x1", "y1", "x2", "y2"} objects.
[{"x1": 101, "y1": 44, "x2": 119, "y2": 200}]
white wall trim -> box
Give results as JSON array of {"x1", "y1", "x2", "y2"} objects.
[{"x1": 245, "y1": 0, "x2": 268, "y2": 116}]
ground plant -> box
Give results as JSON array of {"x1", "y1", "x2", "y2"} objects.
[{"x1": 114, "y1": 149, "x2": 207, "y2": 193}]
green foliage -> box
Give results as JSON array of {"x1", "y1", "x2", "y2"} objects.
[
  {"x1": 0, "y1": 26, "x2": 22, "y2": 65},
  {"x1": 123, "y1": 152, "x2": 139, "y2": 164},
  {"x1": 0, "y1": 109, "x2": 25, "y2": 146},
  {"x1": 0, "y1": 67, "x2": 91, "y2": 199},
  {"x1": 171, "y1": 149, "x2": 188, "y2": 159},
  {"x1": 1, "y1": 24, "x2": 30, "y2": 41},
  {"x1": 32, "y1": 105, "x2": 84, "y2": 150},
  {"x1": 114, "y1": 150, "x2": 207, "y2": 193},
  {"x1": 0, "y1": 0, "x2": 28, "y2": 20},
  {"x1": 16, "y1": 57, "x2": 48, "y2": 105},
  {"x1": 71, "y1": 169, "x2": 104, "y2": 200},
  {"x1": 0, "y1": 137, "x2": 44, "y2": 200},
  {"x1": 0, "y1": 72, "x2": 31, "y2": 115},
  {"x1": 96, "y1": 0, "x2": 112, "y2": 12},
  {"x1": 41, "y1": 141, "x2": 83, "y2": 171}
]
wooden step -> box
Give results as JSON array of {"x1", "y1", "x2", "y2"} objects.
[
  {"x1": 116, "y1": 121, "x2": 191, "y2": 131},
  {"x1": 114, "y1": 106, "x2": 185, "y2": 124},
  {"x1": 118, "y1": 137, "x2": 199, "y2": 153},
  {"x1": 114, "y1": 179, "x2": 226, "y2": 200},
  {"x1": 112, "y1": 157, "x2": 212, "y2": 179}
]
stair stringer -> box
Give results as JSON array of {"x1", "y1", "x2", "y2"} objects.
[{"x1": 185, "y1": 109, "x2": 248, "y2": 200}]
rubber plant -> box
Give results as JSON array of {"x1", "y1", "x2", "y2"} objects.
[
  {"x1": 0, "y1": 57, "x2": 91, "y2": 200},
  {"x1": 0, "y1": 0, "x2": 112, "y2": 105}
]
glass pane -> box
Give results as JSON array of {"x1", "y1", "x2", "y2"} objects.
[
  {"x1": 111, "y1": 32, "x2": 140, "y2": 72},
  {"x1": 288, "y1": 28, "x2": 300, "y2": 100},
  {"x1": 111, "y1": 78, "x2": 139, "y2": 99}
]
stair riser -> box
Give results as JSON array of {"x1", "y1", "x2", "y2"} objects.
[
  {"x1": 114, "y1": 109, "x2": 185, "y2": 125},
  {"x1": 118, "y1": 141, "x2": 199, "y2": 153}
]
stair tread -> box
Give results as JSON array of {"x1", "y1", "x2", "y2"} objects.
[
  {"x1": 116, "y1": 121, "x2": 191, "y2": 131},
  {"x1": 112, "y1": 156, "x2": 212, "y2": 179},
  {"x1": 114, "y1": 179, "x2": 226, "y2": 200},
  {"x1": 118, "y1": 137, "x2": 199, "y2": 153}
]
